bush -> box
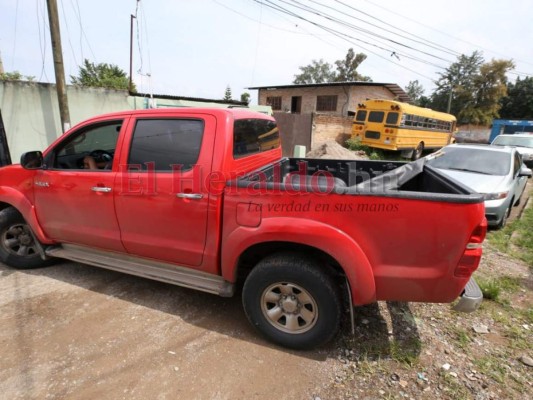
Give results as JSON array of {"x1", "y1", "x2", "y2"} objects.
[{"x1": 345, "y1": 137, "x2": 370, "y2": 152}]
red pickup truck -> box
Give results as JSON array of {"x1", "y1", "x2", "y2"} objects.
[{"x1": 0, "y1": 108, "x2": 486, "y2": 349}]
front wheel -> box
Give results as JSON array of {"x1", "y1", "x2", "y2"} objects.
[
  {"x1": 0, "y1": 207, "x2": 54, "y2": 269},
  {"x1": 242, "y1": 252, "x2": 342, "y2": 349},
  {"x1": 496, "y1": 202, "x2": 512, "y2": 229}
]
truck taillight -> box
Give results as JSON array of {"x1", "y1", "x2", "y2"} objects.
[{"x1": 454, "y1": 218, "x2": 487, "y2": 278}]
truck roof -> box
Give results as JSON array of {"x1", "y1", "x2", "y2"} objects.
[{"x1": 86, "y1": 107, "x2": 274, "y2": 121}]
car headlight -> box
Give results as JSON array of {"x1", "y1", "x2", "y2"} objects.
[{"x1": 482, "y1": 192, "x2": 508, "y2": 200}]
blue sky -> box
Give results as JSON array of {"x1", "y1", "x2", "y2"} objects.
[{"x1": 1, "y1": 0, "x2": 532, "y2": 103}]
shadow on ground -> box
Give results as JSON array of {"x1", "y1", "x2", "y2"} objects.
[{"x1": 3, "y1": 261, "x2": 421, "y2": 361}]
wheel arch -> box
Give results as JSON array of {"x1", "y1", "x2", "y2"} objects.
[
  {"x1": 0, "y1": 188, "x2": 53, "y2": 244},
  {"x1": 221, "y1": 218, "x2": 376, "y2": 305}
]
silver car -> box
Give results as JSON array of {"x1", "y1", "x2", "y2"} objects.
[
  {"x1": 427, "y1": 144, "x2": 532, "y2": 228},
  {"x1": 491, "y1": 133, "x2": 533, "y2": 167}
]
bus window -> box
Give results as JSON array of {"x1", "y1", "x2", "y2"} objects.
[
  {"x1": 355, "y1": 110, "x2": 367, "y2": 122},
  {"x1": 368, "y1": 111, "x2": 385, "y2": 123},
  {"x1": 386, "y1": 112, "x2": 399, "y2": 125}
]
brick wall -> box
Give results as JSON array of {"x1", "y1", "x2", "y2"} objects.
[
  {"x1": 311, "y1": 114, "x2": 353, "y2": 149},
  {"x1": 258, "y1": 85, "x2": 397, "y2": 116}
]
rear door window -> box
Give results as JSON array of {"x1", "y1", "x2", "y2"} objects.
[
  {"x1": 233, "y1": 119, "x2": 280, "y2": 159},
  {"x1": 129, "y1": 119, "x2": 204, "y2": 171}
]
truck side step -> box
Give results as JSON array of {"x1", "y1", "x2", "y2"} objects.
[{"x1": 45, "y1": 244, "x2": 235, "y2": 297}]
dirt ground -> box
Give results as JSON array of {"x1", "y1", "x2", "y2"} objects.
[{"x1": 1, "y1": 185, "x2": 531, "y2": 400}]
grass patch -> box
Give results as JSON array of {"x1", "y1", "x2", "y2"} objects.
[
  {"x1": 345, "y1": 137, "x2": 386, "y2": 160},
  {"x1": 451, "y1": 327, "x2": 472, "y2": 350},
  {"x1": 474, "y1": 356, "x2": 507, "y2": 384},
  {"x1": 389, "y1": 338, "x2": 421, "y2": 366},
  {"x1": 440, "y1": 372, "x2": 470, "y2": 400},
  {"x1": 487, "y1": 202, "x2": 533, "y2": 267},
  {"x1": 477, "y1": 275, "x2": 522, "y2": 306},
  {"x1": 511, "y1": 205, "x2": 533, "y2": 266},
  {"x1": 478, "y1": 279, "x2": 501, "y2": 300}
]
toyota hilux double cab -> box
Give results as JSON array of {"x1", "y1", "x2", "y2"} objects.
[{"x1": 0, "y1": 108, "x2": 486, "y2": 349}]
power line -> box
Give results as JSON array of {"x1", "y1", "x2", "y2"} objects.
[
  {"x1": 35, "y1": 0, "x2": 49, "y2": 81},
  {"x1": 59, "y1": 0, "x2": 80, "y2": 73},
  {"x1": 361, "y1": 0, "x2": 533, "y2": 71},
  {"x1": 253, "y1": 0, "x2": 438, "y2": 80},
  {"x1": 332, "y1": 0, "x2": 460, "y2": 57}
]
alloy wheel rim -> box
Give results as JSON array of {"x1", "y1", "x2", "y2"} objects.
[{"x1": 260, "y1": 282, "x2": 318, "y2": 334}]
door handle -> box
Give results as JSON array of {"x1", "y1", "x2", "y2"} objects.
[
  {"x1": 177, "y1": 193, "x2": 203, "y2": 199},
  {"x1": 91, "y1": 186, "x2": 112, "y2": 193}
]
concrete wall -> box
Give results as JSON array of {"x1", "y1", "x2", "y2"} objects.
[
  {"x1": 0, "y1": 81, "x2": 131, "y2": 160},
  {"x1": 455, "y1": 124, "x2": 491, "y2": 143},
  {"x1": 0, "y1": 81, "x2": 258, "y2": 161},
  {"x1": 257, "y1": 85, "x2": 396, "y2": 116},
  {"x1": 273, "y1": 112, "x2": 313, "y2": 157}
]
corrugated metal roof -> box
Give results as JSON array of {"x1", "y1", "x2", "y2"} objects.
[{"x1": 247, "y1": 81, "x2": 411, "y2": 103}]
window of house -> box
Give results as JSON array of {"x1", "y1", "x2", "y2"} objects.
[
  {"x1": 266, "y1": 96, "x2": 282, "y2": 110},
  {"x1": 316, "y1": 95, "x2": 338, "y2": 112},
  {"x1": 129, "y1": 119, "x2": 204, "y2": 171}
]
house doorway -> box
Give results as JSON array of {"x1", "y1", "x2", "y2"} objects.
[{"x1": 291, "y1": 96, "x2": 302, "y2": 114}]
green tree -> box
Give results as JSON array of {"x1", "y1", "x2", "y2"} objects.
[
  {"x1": 223, "y1": 86, "x2": 233, "y2": 101},
  {"x1": 333, "y1": 48, "x2": 371, "y2": 82},
  {"x1": 429, "y1": 51, "x2": 513, "y2": 124},
  {"x1": 405, "y1": 80, "x2": 425, "y2": 105},
  {"x1": 240, "y1": 92, "x2": 251, "y2": 105},
  {"x1": 431, "y1": 51, "x2": 484, "y2": 118},
  {"x1": 70, "y1": 59, "x2": 133, "y2": 91},
  {"x1": 460, "y1": 59, "x2": 514, "y2": 124},
  {"x1": 293, "y1": 59, "x2": 336, "y2": 84},
  {"x1": 293, "y1": 49, "x2": 371, "y2": 84},
  {"x1": 0, "y1": 71, "x2": 35, "y2": 82},
  {"x1": 500, "y1": 77, "x2": 533, "y2": 119}
]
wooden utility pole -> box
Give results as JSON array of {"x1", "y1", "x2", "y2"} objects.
[{"x1": 46, "y1": 0, "x2": 71, "y2": 132}]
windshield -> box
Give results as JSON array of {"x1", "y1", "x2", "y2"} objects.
[
  {"x1": 492, "y1": 135, "x2": 533, "y2": 149},
  {"x1": 427, "y1": 147, "x2": 511, "y2": 176}
]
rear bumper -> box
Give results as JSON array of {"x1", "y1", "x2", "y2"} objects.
[{"x1": 452, "y1": 278, "x2": 483, "y2": 313}]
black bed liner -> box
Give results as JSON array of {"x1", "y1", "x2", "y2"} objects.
[{"x1": 232, "y1": 157, "x2": 484, "y2": 204}]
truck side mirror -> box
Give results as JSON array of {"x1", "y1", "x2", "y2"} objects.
[{"x1": 20, "y1": 151, "x2": 44, "y2": 170}]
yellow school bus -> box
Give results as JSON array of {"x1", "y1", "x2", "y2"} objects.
[{"x1": 351, "y1": 99, "x2": 457, "y2": 159}]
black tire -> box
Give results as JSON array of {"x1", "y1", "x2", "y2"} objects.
[
  {"x1": 0, "y1": 207, "x2": 54, "y2": 269},
  {"x1": 242, "y1": 252, "x2": 342, "y2": 350},
  {"x1": 496, "y1": 202, "x2": 512, "y2": 229},
  {"x1": 412, "y1": 142, "x2": 424, "y2": 160}
]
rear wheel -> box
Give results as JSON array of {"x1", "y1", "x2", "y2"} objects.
[
  {"x1": 242, "y1": 252, "x2": 342, "y2": 349},
  {"x1": 0, "y1": 207, "x2": 54, "y2": 269}
]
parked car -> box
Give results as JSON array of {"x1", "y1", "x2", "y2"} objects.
[
  {"x1": 427, "y1": 144, "x2": 532, "y2": 228},
  {"x1": 0, "y1": 108, "x2": 488, "y2": 349},
  {"x1": 491, "y1": 133, "x2": 533, "y2": 167}
]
